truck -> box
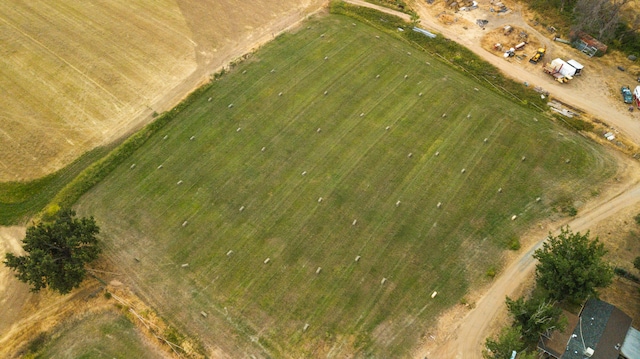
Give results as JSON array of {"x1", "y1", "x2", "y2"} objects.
[
  {"x1": 529, "y1": 48, "x2": 545, "y2": 64},
  {"x1": 621, "y1": 86, "x2": 633, "y2": 104},
  {"x1": 543, "y1": 63, "x2": 569, "y2": 83}
]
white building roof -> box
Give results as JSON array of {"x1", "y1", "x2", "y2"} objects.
[{"x1": 567, "y1": 59, "x2": 584, "y2": 70}]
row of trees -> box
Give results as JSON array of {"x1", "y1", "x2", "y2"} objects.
[{"x1": 483, "y1": 227, "x2": 614, "y2": 359}]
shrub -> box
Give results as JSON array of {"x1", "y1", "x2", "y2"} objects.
[
  {"x1": 26, "y1": 332, "x2": 49, "y2": 355},
  {"x1": 614, "y1": 267, "x2": 640, "y2": 283},
  {"x1": 507, "y1": 236, "x2": 521, "y2": 250},
  {"x1": 486, "y1": 266, "x2": 497, "y2": 278}
]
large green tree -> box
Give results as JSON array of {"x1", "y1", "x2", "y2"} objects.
[
  {"x1": 506, "y1": 296, "x2": 565, "y2": 344},
  {"x1": 4, "y1": 209, "x2": 101, "y2": 294},
  {"x1": 533, "y1": 226, "x2": 612, "y2": 302}
]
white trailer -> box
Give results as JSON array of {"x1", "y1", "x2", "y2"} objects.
[
  {"x1": 567, "y1": 59, "x2": 584, "y2": 75},
  {"x1": 550, "y1": 58, "x2": 576, "y2": 79}
]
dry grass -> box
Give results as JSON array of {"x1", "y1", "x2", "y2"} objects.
[
  {"x1": 0, "y1": 0, "x2": 196, "y2": 181},
  {"x1": 0, "y1": 0, "x2": 324, "y2": 182},
  {"x1": 590, "y1": 200, "x2": 640, "y2": 323}
]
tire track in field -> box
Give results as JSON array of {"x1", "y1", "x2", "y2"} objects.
[{"x1": 0, "y1": 16, "x2": 125, "y2": 109}]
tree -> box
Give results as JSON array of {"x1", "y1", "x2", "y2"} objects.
[
  {"x1": 634, "y1": 256, "x2": 640, "y2": 271},
  {"x1": 483, "y1": 326, "x2": 525, "y2": 359},
  {"x1": 4, "y1": 209, "x2": 101, "y2": 294},
  {"x1": 506, "y1": 296, "x2": 565, "y2": 344},
  {"x1": 573, "y1": 0, "x2": 630, "y2": 43},
  {"x1": 533, "y1": 226, "x2": 612, "y2": 302}
]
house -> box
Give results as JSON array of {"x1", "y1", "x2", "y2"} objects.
[
  {"x1": 570, "y1": 31, "x2": 608, "y2": 57},
  {"x1": 538, "y1": 299, "x2": 639, "y2": 359}
]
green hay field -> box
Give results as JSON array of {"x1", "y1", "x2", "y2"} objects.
[
  {"x1": 77, "y1": 14, "x2": 614, "y2": 357},
  {"x1": 27, "y1": 311, "x2": 165, "y2": 358}
]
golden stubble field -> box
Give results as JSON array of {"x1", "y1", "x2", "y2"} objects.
[{"x1": 0, "y1": 0, "x2": 324, "y2": 182}]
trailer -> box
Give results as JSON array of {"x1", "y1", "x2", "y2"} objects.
[
  {"x1": 566, "y1": 59, "x2": 584, "y2": 75},
  {"x1": 550, "y1": 58, "x2": 576, "y2": 79},
  {"x1": 635, "y1": 86, "x2": 640, "y2": 108},
  {"x1": 543, "y1": 63, "x2": 569, "y2": 83}
]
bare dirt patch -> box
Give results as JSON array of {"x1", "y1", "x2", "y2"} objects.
[
  {"x1": 0, "y1": 226, "x2": 30, "y2": 337},
  {"x1": 479, "y1": 25, "x2": 544, "y2": 60}
]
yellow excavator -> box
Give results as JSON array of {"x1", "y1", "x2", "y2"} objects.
[{"x1": 529, "y1": 48, "x2": 546, "y2": 64}]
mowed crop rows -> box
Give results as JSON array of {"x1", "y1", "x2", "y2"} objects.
[
  {"x1": 0, "y1": 0, "x2": 196, "y2": 181},
  {"x1": 77, "y1": 15, "x2": 614, "y2": 357},
  {"x1": 33, "y1": 311, "x2": 166, "y2": 358}
]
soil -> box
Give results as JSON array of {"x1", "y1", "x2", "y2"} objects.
[{"x1": 0, "y1": 226, "x2": 30, "y2": 338}]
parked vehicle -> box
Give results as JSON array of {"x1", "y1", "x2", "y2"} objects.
[
  {"x1": 529, "y1": 48, "x2": 545, "y2": 64},
  {"x1": 543, "y1": 63, "x2": 569, "y2": 83},
  {"x1": 621, "y1": 86, "x2": 633, "y2": 104}
]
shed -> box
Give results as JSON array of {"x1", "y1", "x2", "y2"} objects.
[
  {"x1": 566, "y1": 59, "x2": 584, "y2": 75},
  {"x1": 570, "y1": 30, "x2": 607, "y2": 56}
]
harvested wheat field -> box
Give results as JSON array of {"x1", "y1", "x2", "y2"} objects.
[{"x1": 0, "y1": 0, "x2": 323, "y2": 182}]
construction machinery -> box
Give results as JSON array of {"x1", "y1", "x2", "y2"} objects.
[
  {"x1": 529, "y1": 48, "x2": 545, "y2": 64},
  {"x1": 543, "y1": 63, "x2": 569, "y2": 83}
]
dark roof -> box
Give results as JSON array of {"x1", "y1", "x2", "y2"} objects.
[
  {"x1": 538, "y1": 310, "x2": 579, "y2": 358},
  {"x1": 562, "y1": 299, "x2": 632, "y2": 359},
  {"x1": 570, "y1": 30, "x2": 608, "y2": 53}
]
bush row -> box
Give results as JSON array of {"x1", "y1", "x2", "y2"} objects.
[
  {"x1": 614, "y1": 267, "x2": 640, "y2": 284},
  {"x1": 42, "y1": 78, "x2": 217, "y2": 219}
]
